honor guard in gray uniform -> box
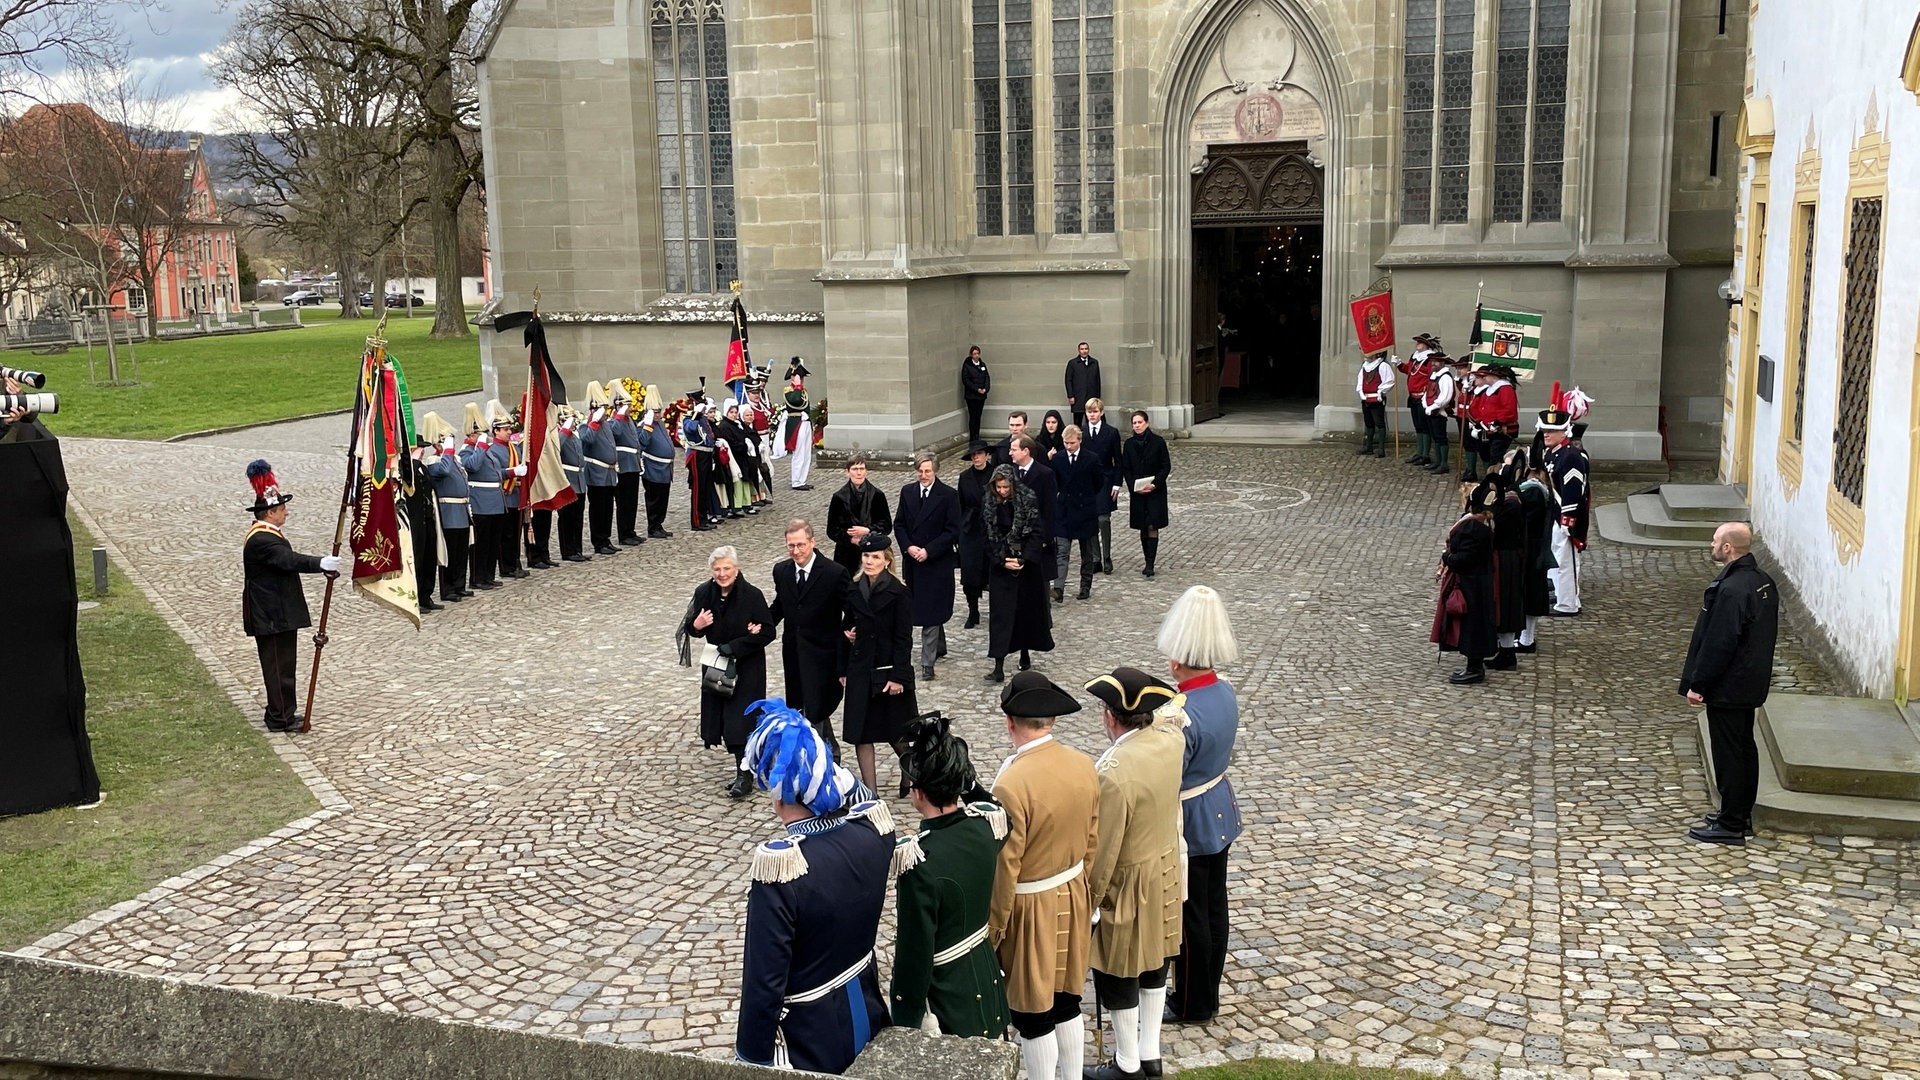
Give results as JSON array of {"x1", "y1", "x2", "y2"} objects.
[
  {"x1": 485, "y1": 400, "x2": 529, "y2": 579},
  {"x1": 419, "y1": 411, "x2": 472, "y2": 603},
  {"x1": 639, "y1": 384, "x2": 677, "y2": 539},
  {"x1": 581, "y1": 381, "x2": 622, "y2": 556},
  {"x1": 610, "y1": 382, "x2": 646, "y2": 546},
  {"x1": 556, "y1": 407, "x2": 591, "y2": 562},
  {"x1": 459, "y1": 402, "x2": 506, "y2": 590}
]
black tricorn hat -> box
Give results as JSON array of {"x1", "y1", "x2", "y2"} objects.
[
  {"x1": 1467, "y1": 480, "x2": 1500, "y2": 514},
  {"x1": 1001, "y1": 671, "x2": 1082, "y2": 719},
  {"x1": 1084, "y1": 667, "x2": 1177, "y2": 716},
  {"x1": 857, "y1": 530, "x2": 893, "y2": 553}
]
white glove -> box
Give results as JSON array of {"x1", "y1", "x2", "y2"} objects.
[
  {"x1": 319, "y1": 555, "x2": 342, "y2": 573},
  {"x1": 478, "y1": 434, "x2": 491, "y2": 447},
  {"x1": 440, "y1": 436, "x2": 457, "y2": 452},
  {"x1": 512, "y1": 464, "x2": 527, "y2": 477}
]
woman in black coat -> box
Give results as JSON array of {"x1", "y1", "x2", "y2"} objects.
[
  {"x1": 1489, "y1": 466, "x2": 1527, "y2": 670},
  {"x1": 840, "y1": 532, "x2": 918, "y2": 795},
  {"x1": 982, "y1": 464, "x2": 1053, "y2": 682},
  {"x1": 1518, "y1": 446, "x2": 1557, "y2": 649},
  {"x1": 679, "y1": 545, "x2": 775, "y2": 799},
  {"x1": 1037, "y1": 409, "x2": 1067, "y2": 460},
  {"x1": 1120, "y1": 410, "x2": 1171, "y2": 577},
  {"x1": 827, "y1": 454, "x2": 893, "y2": 573},
  {"x1": 1430, "y1": 483, "x2": 1498, "y2": 685},
  {"x1": 955, "y1": 442, "x2": 994, "y2": 628}
]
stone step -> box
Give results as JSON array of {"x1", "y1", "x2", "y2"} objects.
[
  {"x1": 1698, "y1": 713, "x2": 1920, "y2": 839},
  {"x1": 1592, "y1": 501, "x2": 1702, "y2": 548},
  {"x1": 1657, "y1": 483, "x2": 1751, "y2": 522},
  {"x1": 1625, "y1": 492, "x2": 1719, "y2": 541},
  {"x1": 1759, "y1": 692, "x2": 1920, "y2": 801}
]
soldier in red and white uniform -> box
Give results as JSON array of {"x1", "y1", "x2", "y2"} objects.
[
  {"x1": 1353, "y1": 351, "x2": 1396, "y2": 458},
  {"x1": 1397, "y1": 334, "x2": 1438, "y2": 466},
  {"x1": 1423, "y1": 355, "x2": 1465, "y2": 475},
  {"x1": 1475, "y1": 364, "x2": 1521, "y2": 477},
  {"x1": 743, "y1": 372, "x2": 776, "y2": 508}
]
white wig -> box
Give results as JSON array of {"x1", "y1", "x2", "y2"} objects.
[{"x1": 1157, "y1": 585, "x2": 1240, "y2": 669}]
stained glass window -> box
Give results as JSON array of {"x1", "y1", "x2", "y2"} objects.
[
  {"x1": 653, "y1": 0, "x2": 736, "y2": 292},
  {"x1": 1050, "y1": 0, "x2": 1114, "y2": 233},
  {"x1": 975, "y1": 0, "x2": 1035, "y2": 235}
]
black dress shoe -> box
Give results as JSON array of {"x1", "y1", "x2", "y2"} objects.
[
  {"x1": 1051, "y1": 587, "x2": 1065, "y2": 603},
  {"x1": 1101, "y1": 561, "x2": 1114, "y2": 574},
  {"x1": 564, "y1": 554, "x2": 592, "y2": 563},
  {"x1": 1700, "y1": 814, "x2": 1755, "y2": 837},
  {"x1": 472, "y1": 581, "x2": 500, "y2": 591},
  {"x1": 1083, "y1": 1063, "x2": 1144, "y2": 1080},
  {"x1": 420, "y1": 599, "x2": 444, "y2": 612},
  {"x1": 595, "y1": 545, "x2": 622, "y2": 555},
  {"x1": 1687, "y1": 823, "x2": 1747, "y2": 846},
  {"x1": 963, "y1": 613, "x2": 980, "y2": 629},
  {"x1": 1486, "y1": 649, "x2": 1517, "y2": 671},
  {"x1": 619, "y1": 536, "x2": 643, "y2": 546},
  {"x1": 1077, "y1": 583, "x2": 1091, "y2": 600},
  {"x1": 726, "y1": 771, "x2": 754, "y2": 800},
  {"x1": 1142, "y1": 1061, "x2": 1162, "y2": 1079},
  {"x1": 1516, "y1": 641, "x2": 1537, "y2": 653},
  {"x1": 1547, "y1": 608, "x2": 1580, "y2": 617},
  {"x1": 509, "y1": 568, "x2": 530, "y2": 579},
  {"x1": 460, "y1": 589, "x2": 476, "y2": 598},
  {"x1": 985, "y1": 662, "x2": 1004, "y2": 683},
  {"x1": 648, "y1": 529, "x2": 673, "y2": 539},
  {"x1": 1448, "y1": 666, "x2": 1485, "y2": 685},
  {"x1": 1162, "y1": 1007, "x2": 1213, "y2": 1025},
  {"x1": 1018, "y1": 651, "x2": 1032, "y2": 671},
  {"x1": 439, "y1": 593, "x2": 463, "y2": 603},
  {"x1": 921, "y1": 666, "x2": 935, "y2": 682},
  {"x1": 1141, "y1": 566, "x2": 1156, "y2": 578},
  {"x1": 530, "y1": 560, "x2": 557, "y2": 569}
]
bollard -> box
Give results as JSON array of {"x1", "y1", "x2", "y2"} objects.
[{"x1": 92, "y1": 547, "x2": 108, "y2": 596}]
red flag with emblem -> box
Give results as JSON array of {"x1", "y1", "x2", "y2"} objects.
[
  {"x1": 724, "y1": 295, "x2": 750, "y2": 385},
  {"x1": 1349, "y1": 290, "x2": 1396, "y2": 355}
]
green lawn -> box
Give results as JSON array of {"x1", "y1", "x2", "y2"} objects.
[
  {"x1": 22, "y1": 312, "x2": 482, "y2": 440},
  {"x1": 1180, "y1": 1059, "x2": 1461, "y2": 1080},
  {"x1": 0, "y1": 516, "x2": 321, "y2": 950}
]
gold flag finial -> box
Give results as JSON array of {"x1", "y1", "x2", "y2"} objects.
[
  {"x1": 369, "y1": 311, "x2": 389, "y2": 349},
  {"x1": 729, "y1": 279, "x2": 742, "y2": 295},
  {"x1": 532, "y1": 285, "x2": 541, "y2": 315}
]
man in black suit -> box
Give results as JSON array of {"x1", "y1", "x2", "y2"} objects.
[
  {"x1": 895, "y1": 452, "x2": 962, "y2": 682},
  {"x1": 1009, "y1": 434, "x2": 1060, "y2": 597},
  {"x1": 768, "y1": 517, "x2": 849, "y2": 758},
  {"x1": 241, "y1": 460, "x2": 342, "y2": 733},
  {"x1": 993, "y1": 410, "x2": 1030, "y2": 470},
  {"x1": 1065, "y1": 341, "x2": 1103, "y2": 430},
  {"x1": 1079, "y1": 398, "x2": 1124, "y2": 574}
]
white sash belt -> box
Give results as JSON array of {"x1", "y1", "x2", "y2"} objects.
[
  {"x1": 1180, "y1": 773, "x2": 1226, "y2": 802},
  {"x1": 932, "y1": 924, "x2": 990, "y2": 967},
  {"x1": 784, "y1": 951, "x2": 874, "y2": 1005},
  {"x1": 562, "y1": 464, "x2": 581, "y2": 473},
  {"x1": 470, "y1": 481, "x2": 501, "y2": 489},
  {"x1": 436, "y1": 497, "x2": 470, "y2": 504},
  {"x1": 616, "y1": 446, "x2": 639, "y2": 454},
  {"x1": 1015, "y1": 860, "x2": 1084, "y2": 894},
  {"x1": 586, "y1": 457, "x2": 614, "y2": 468},
  {"x1": 643, "y1": 453, "x2": 674, "y2": 465}
]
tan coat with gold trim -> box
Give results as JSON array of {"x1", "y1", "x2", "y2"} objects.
[
  {"x1": 989, "y1": 737, "x2": 1101, "y2": 1015},
  {"x1": 1087, "y1": 720, "x2": 1185, "y2": 977}
]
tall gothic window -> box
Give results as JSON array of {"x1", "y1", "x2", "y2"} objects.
[
  {"x1": 1832, "y1": 195, "x2": 1881, "y2": 508},
  {"x1": 1492, "y1": 0, "x2": 1568, "y2": 221},
  {"x1": 1402, "y1": 0, "x2": 1475, "y2": 224},
  {"x1": 653, "y1": 0, "x2": 736, "y2": 292},
  {"x1": 974, "y1": 0, "x2": 1035, "y2": 236},
  {"x1": 1052, "y1": 0, "x2": 1114, "y2": 234}
]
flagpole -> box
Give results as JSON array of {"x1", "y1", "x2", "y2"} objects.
[{"x1": 303, "y1": 314, "x2": 386, "y2": 733}]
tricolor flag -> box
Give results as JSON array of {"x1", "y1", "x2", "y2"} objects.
[
  {"x1": 495, "y1": 310, "x2": 577, "y2": 513},
  {"x1": 1468, "y1": 301, "x2": 1544, "y2": 380},
  {"x1": 349, "y1": 339, "x2": 421, "y2": 628},
  {"x1": 724, "y1": 294, "x2": 750, "y2": 391}
]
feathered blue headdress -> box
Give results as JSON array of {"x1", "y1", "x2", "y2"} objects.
[{"x1": 743, "y1": 698, "x2": 855, "y2": 817}]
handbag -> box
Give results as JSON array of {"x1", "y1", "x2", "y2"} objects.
[
  {"x1": 1444, "y1": 586, "x2": 1467, "y2": 616},
  {"x1": 698, "y1": 642, "x2": 738, "y2": 697}
]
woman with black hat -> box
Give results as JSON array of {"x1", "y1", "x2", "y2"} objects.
[
  {"x1": 982, "y1": 464, "x2": 1054, "y2": 682},
  {"x1": 955, "y1": 440, "x2": 995, "y2": 629},
  {"x1": 1431, "y1": 481, "x2": 1499, "y2": 684},
  {"x1": 841, "y1": 531, "x2": 918, "y2": 795}
]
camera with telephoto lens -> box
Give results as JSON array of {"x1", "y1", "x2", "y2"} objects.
[
  {"x1": 0, "y1": 365, "x2": 47, "y2": 388},
  {"x1": 0, "y1": 392, "x2": 57, "y2": 415}
]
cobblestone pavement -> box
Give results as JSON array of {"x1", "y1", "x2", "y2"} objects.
[{"x1": 21, "y1": 424, "x2": 1920, "y2": 1080}]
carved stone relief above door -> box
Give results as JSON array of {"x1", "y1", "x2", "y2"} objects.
[{"x1": 1184, "y1": 1, "x2": 1330, "y2": 170}]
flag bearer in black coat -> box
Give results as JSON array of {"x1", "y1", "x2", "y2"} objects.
[
  {"x1": 1430, "y1": 481, "x2": 1498, "y2": 685},
  {"x1": 769, "y1": 519, "x2": 850, "y2": 760},
  {"x1": 241, "y1": 461, "x2": 341, "y2": 733},
  {"x1": 1679, "y1": 523, "x2": 1779, "y2": 846},
  {"x1": 895, "y1": 452, "x2": 962, "y2": 682},
  {"x1": 955, "y1": 441, "x2": 995, "y2": 629},
  {"x1": 1080, "y1": 399, "x2": 1124, "y2": 574},
  {"x1": 735, "y1": 701, "x2": 894, "y2": 1072}
]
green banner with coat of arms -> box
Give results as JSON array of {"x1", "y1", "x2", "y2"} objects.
[{"x1": 1468, "y1": 303, "x2": 1544, "y2": 380}]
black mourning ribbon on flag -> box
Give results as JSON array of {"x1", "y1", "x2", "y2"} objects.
[{"x1": 492, "y1": 311, "x2": 569, "y2": 406}]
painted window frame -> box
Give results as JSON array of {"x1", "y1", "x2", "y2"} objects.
[
  {"x1": 1825, "y1": 111, "x2": 1888, "y2": 563},
  {"x1": 1776, "y1": 135, "x2": 1820, "y2": 497}
]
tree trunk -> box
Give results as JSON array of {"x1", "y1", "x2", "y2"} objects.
[
  {"x1": 337, "y1": 249, "x2": 361, "y2": 319},
  {"x1": 369, "y1": 250, "x2": 389, "y2": 320},
  {"x1": 422, "y1": 0, "x2": 469, "y2": 339},
  {"x1": 141, "y1": 263, "x2": 160, "y2": 340}
]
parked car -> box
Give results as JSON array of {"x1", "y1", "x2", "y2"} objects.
[
  {"x1": 358, "y1": 291, "x2": 423, "y2": 309},
  {"x1": 282, "y1": 290, "x2": 325, "y2": 306}
]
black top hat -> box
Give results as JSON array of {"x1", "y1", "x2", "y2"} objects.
[
  {"x1": 1084, "y1": 667, "x2": 1177, "y2": 716},
  {"x1": 1001, "y1": 671, "x2": 1082, "y2": 719},
  {"x1": 964, "y1": 439, "x2": 993, "y2": 459},
  {"x1": 857, "y1": 530, "x2": 892, "y2": 552}
]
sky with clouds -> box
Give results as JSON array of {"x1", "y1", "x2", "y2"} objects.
[{"x1": 109, "y1": 0, "x2": 250, "y2": 132}]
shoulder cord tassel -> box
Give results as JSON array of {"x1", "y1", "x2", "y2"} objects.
[
  {"x1": 966, "y1": 801, "x2": 1009, "y2": 841},
  {"x1": 891, "y1": 833, "x2": 926, "y2": 877},
  {"x1": 751, "y1": 836, "x2": 809, "y2": 884},
  {"x1": 851, "y1": 798, "x2": 895, "y2": 835}
]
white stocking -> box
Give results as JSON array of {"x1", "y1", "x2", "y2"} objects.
[
  {"x1": 1521, "y1": 615, "x2": 1537, "y2": 647},
  {"x1": 1138, "y1": 987, "x2": 1167, "y2": 1063},
  {"x1": 1020, "y1": 1033, "x2": 1060, "y2": 1080},
  {"x1": 1108, "y1": 1005, "x2": 1140, "y2": 1071},
  {"x1": 1054, "y1": 1015, "x2": 1085, "y2": 1079}
]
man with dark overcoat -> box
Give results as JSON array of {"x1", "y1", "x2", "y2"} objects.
[
  {"x1": 1079, "y1": 398, "x2": 1125, "y2": 574},
  {"x1": 1009, "y1": 434, "x2": 1060, "y2": 597},
  {"x1": 769, "y1": 518, "x2": 850, "y2": 759},
  {"x1": 954, "y1": 440, "x2": 995, "y2": 629},
  {"x1": 1064, "y1": 341, "x2": 1103, "y2": 430},
  {"x1": 895, "y1": 451, "x2": 962, "y2": 682},
  {"x1": 1050, "y1": 424, "x2": 1103, "y2": 602}
]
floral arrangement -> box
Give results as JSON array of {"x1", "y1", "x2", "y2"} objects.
[
  {"x1": 618, "y1": 377, "x2": 646, "y2": 421},
  {"x1": 660, "y1": 396, "x2": 693, "y2": 448},
  {"x1": 810, "y1": 398, "x2": 828, "y2": 448}
]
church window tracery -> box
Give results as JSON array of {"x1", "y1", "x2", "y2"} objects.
[
  {"x1": 652, "y1": 0, "x2": 737, "y2": 292},
  {"x1": 975, "y1": 0, "x2": 1036, "y2": 235}
]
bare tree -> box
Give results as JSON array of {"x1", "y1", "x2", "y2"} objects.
[
  {"x1": 215, "y1": 0, "x2": 482, "y2": 337},
  {"x1": 0, "y1": 0, "x2": 128, "y2": 99}
]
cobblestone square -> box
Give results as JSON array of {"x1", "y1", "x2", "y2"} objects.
[{"x1": 20, "y1": 416, "x2": 1920, "y2": 1080}]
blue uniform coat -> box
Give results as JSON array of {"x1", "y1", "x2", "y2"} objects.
[
  {"x1": 737, "y1": 808, "x2": 894, "y2": 1072},
  {"x1": 559, "y1": 430, "x2": 587, "y2": 494},
  {"x1": 639, "y1": 419, "x2": 676, "y2": 484},
  {"x1": 424, "y1": 453, "x2": 472, "y2": 528},
  {"x1": 609, "y1": 416, "x2": 642, "y2": 475},
  {"x1": 487, "y1": 440, "x2": 521, "y2": 509},
  {"x1": 580, "y1": 423, "x2": 619, "y2": 487},
  {"x1": 459, "y1": 442, "x2": 507, "y2": 515},
  {"x1": 894, "y1": 479, "x2": 961, "y2": 626},
  {"x1": 1174, "y1": 675, "x2": 1244, "y2": 857}
]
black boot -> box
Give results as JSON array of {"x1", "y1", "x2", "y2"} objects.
[
  {"x1": 1487, "y1": 648, "x2": 1517, "y2": 671},
  {"x1": 1141, "y1": 536, "x2": 1159, "y2": 577},
  {"x1": 964, "y1": 596, "x2": 980, "y2": 629},
  {"x1": 1018, "y1": 650, "x2": 1032, "y2": 671},
  {"x1": 985, "y1": 658, "x2": 1004, "y2": 683},
  {"x1": 726, "y1": 770, "x2": 753, "y2": 800}
]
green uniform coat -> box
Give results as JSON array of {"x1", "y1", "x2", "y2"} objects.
[{"x1": 889, "y1": 807, "x2": 1010, "y2": 1038}]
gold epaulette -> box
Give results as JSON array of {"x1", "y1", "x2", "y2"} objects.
[
  {"x1": 750, "y1": 835, "x2": 808, "y2": 883},
  {"x1": 891, "y1": 833, "x2": 926, "y2": 877}
]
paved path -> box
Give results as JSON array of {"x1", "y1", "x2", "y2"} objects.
[{"x1": 20, "y1": 423, "x2": 1920, "y2": 1080}]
